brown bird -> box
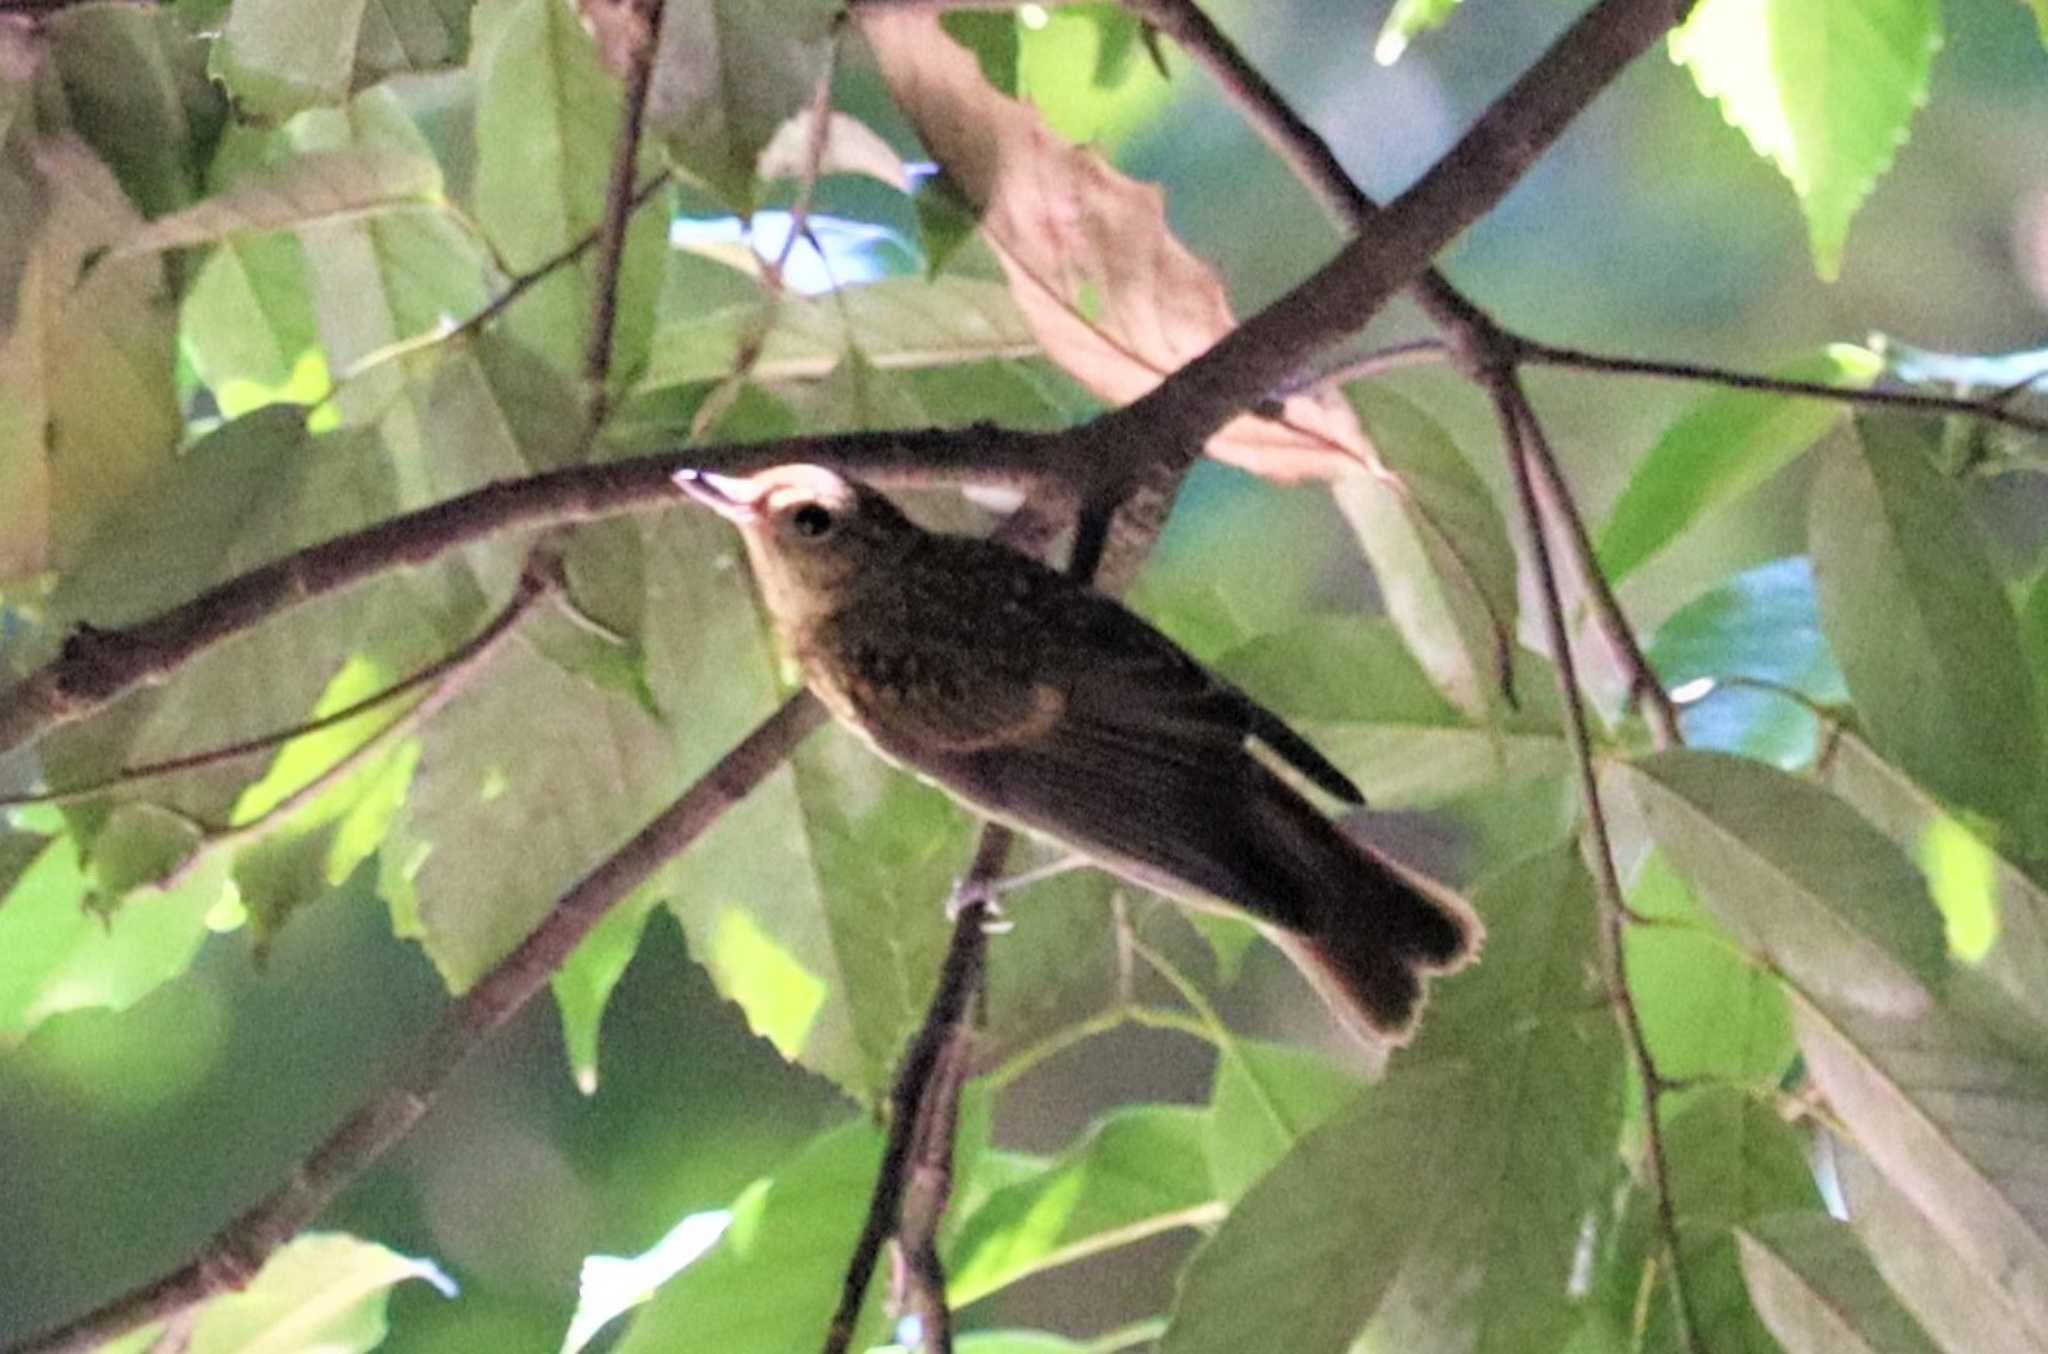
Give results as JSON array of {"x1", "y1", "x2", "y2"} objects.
[{"x1": 675, "y1": 463, "x2": 1481, "y2": 1043}]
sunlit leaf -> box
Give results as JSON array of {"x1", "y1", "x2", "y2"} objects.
[
  {"x1": 1617, "y1": 749, "x2": 1946, "y2": 1017},
  {"x1": 122, "y1": 1233, "x2": 454, "y2": 1354},
  {"x1": 0, "y1": 826, "x2": 221, "y2": 1043},
  {"x1": 1810, "y1": 415, "x2": 2043, "y2": 828},
  {"x1": 1597, "y1": 344, "x2": 1881, "y2": 583},
  {"x1": 1623, "y1": 851, "x2": 1795, "y2": 1086},
  {"x1": 1818, "y1": 731, "x2": 2048, "y2": 1028},
  {"x1": 1375, "y1": 0, "x2": 1464, "y2": 64},
  {"x1": 1672, "y1": 0, "x2": 1941, "y2": 278},
  {"x1": 949, "y1": 1105, "x2": 1215, "y2": 1306},
  {"x1": 612, "y1": 1119, "x2": 892, "y2": 1354},
  {"x1": 1014, "y1": 5, "x2": 1171, "y2": 147}
]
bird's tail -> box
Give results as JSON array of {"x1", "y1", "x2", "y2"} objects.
[{"x1": 1247, "y1": 775, "x2": 1483, "y2": 1046}]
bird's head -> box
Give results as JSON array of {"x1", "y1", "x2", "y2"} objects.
[{"x1": 674, "y1": 464, "x2": 918, "y2": 625}]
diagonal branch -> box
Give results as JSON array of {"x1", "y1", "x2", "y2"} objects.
[{"x1": 5, "y1": 692, "x2": 829, "y2": 1354}]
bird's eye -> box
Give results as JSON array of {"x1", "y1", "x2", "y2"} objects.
[{"x1": 789, "y1": 503, "x2": 835, "y2": 538}]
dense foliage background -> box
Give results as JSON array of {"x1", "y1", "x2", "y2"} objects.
[{"x1": 1, "y1": 1, "x2": 2046, "y2": 1352}]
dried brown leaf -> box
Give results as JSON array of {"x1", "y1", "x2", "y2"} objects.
[{"x1": 860, "y1": 12, "x2": 1367, "y2": 483}]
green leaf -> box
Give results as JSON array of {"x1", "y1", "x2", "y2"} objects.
[
  {"x1": 1623, "y1": 1087, "x2": 1827, "y2": 1354},
  {"x1": 551, "y1": 892, "x2": 659, "y2": 1094},
  {"x1": 14, "y1": 138, "x2": 183, "y2": 576},
  {"x1": 211, "y1": 0, "x2": 374, "y2": 121},
  {"x1": 1796, "y1": 981, "x2": 2048, "y2": 1350},
  {"x1": 1597, "y1": 344, "x2": 1881, "y2": 583},
  {"x1": 380, "y1": 639, "x2": 683, "y2": 991},
  {"x1": 638, "y1": 278, "x2": 1039, "y2": 391},
  {"x1": 1374, "y1": 0, "x2": 1464, "y2": 64},
  {"x1": 613, "y1": 1119, "x2": 892, "y2": 1354},
  {"x1": 1014, "y1": 6, "x2": 1171, "y2": 147},
  {"x1": 1836, "y1": 1148, "x2": 2048, "y2": 1354},
  {"x1": 0, "y1": 826, "x2": 222, "y2": 1042},
  {"x1": 36, "y1": 411, "x2": 435, "y2": 826},
  {"x1": 646, "y1": 0, "x2": 841, "y2": 209},
  {"x1": 1165, "y1": 844, "x2": 1624, "y2": 1354},
  {"x1": 1623, "y1": 851, "x2": 1795, "y2": 1086},
  {"x1": 1202, "y1": 1039, "x2": 1359, "y2": 1204},
  {"x1": 180, "y1": 230, "x2": 326, "y2": 417},
  {"x1": 1811, "y1": 415, "x2": 2044, "y2": 829},
  {"x1": 109, "y1": 147, "x2": 444, "y2": 261},
  {"x1": 126, "y1": 1232, "x2": 452, "y2": 1353},
  {"x1": 43, "y1": 4, "x2": 223, "y2": 216},
  {"x1": 474, "y1": 0, "x2": 667, "y2": 376},
  {"x1": 1737, "y1": 1213, "x2": 1943, "y2": 1354},
  {"x1": 1671, "y1": 0, "x2": 1942, "y2": 278},
  {"x1": 352, "y1": 0, "x2": 472, "y2": 87},
  {"x1": 2027, "y1": 0, "x2": 2048, "y2": 46},
  {"x1": 1817, "y1": 730, "x2": 2048, "y2": 1032},
  {"x1": 949, "y1": 1105, "x2": 1215, "y2": 1306},
  {"x1": 286, "y1": 96, "x2": 492, "y2": 434},
  {"x1": 1335, "y1": 387, "x2": 1518, "y2": 718},
  {"x1": 228, "y1": 655, "x2": 424, "y2": 947},
  {"x1": 1648, "y1": 556, "x2": 1846, "y2": 766},
  {"x1": 1215, "y1": 620, "x2": 1566, "y2": 809},
  {"x1": 1616, "y1": 749, "x2": 1947, "y2": 1017},
  {"x1": 644, "y1": 509, "x2": 961, "y2": 1102}
]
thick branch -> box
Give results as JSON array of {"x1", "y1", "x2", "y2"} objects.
[
  {"x1": 6, "y1": 692, "x2": 829, "y2": 1354},
  {"x1": 0, "y1": 428, "x2": 1055, "y2": 759},
  {"x1": 1093, "y1": 0, "x2": 1693, "y2": 468}
]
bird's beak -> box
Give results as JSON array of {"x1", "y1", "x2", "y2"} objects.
[{"x1": 673, "y1": 469, "x2": 767, "y2": 524}]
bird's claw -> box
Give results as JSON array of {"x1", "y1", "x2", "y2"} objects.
[{"x1": 946, "y1": 879, "x2": 1013, "y2": 933}]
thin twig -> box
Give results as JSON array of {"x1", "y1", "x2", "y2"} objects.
[
  {"x1": 1491, "y1": 378, "x2": 1702, "y2": 1354},
  {"x1": 150, "y1": 561, "x2": 557, "y2": 894},
  {"x1": 5, "y1": 693, "x2": 829, "y2": 1354},
  {"x1": 1520, "y1": 337, "x2": 2048, "y2": 440},
  {"x1": 766, "y1": 20, "x2": 847, "y2": 290},
  {"x1": 1506, "y1": 387, "x2": 1681, "y2": 746},
  {"x1": 821, "y1": 825, "x2": 1012, "y2": 1354},
  {"x1": 0, "y1": 594, "x2": 532, "y2": 811},
  {"x1": 582, "y1": 0, "x2": 668, "y2": 428}
]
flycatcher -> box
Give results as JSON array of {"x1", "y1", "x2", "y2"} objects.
[{"x1": 675, "y1": 463, "x2": 1481, "y2": 1043}]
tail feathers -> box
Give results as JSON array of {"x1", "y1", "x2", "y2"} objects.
[{"x1": 1244, "y1": 773, "x2": 1484, "y2": 1045}]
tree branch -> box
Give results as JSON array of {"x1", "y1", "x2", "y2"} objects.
[
  {"x1": 581, "y1": 0, "x2": 667, "y2": 426},
  {"x1": 0, "y1": 428, "x2": 1056, "y2": 760},
  {"x1": 822, "y1": 826, "x2": 1012, "y2": 1354},
  {"x1": 5, "y1": 692, "x2": 829, "y2": 1354},
  {"x1": 1491, "y1": 379, "x2": 1701, "y2": 1354}
]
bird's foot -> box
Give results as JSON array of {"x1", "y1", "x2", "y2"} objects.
[{"x1": 946, "y1": 879, "x2": 1014, "y2": 933}]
